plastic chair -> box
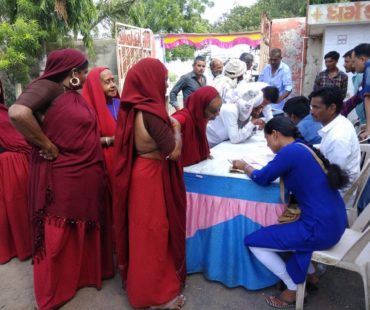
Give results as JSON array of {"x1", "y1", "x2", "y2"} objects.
[
  {"x1": 344, "y1": 159, "x2": 370, "y2": 227},
  {"x1": 360, "y1": 144, "x2": 370, "y2": 170},
  {"x1": 295, "y1": 203, "x2": 370, "y2": 310}
]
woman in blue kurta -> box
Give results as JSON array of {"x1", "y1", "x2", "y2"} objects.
[{"x1": 233, "y1": 116, "x2": 348, "y2": 308}]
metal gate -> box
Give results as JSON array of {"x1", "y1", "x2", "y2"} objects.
[{"x1": 115, "y1": 23, "x2": 153, "y2": 92}]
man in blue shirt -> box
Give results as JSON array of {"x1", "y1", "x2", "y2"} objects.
[
  {"x1": 353, "y1": 43, "x2": 370, "y2": 141},
  {"x1": 169, "y1": 56, "x2": 207, "y2": 110},
  {"x1": 258, "y1": 48, "x2": 292, "y2": 111},
  {"x1": 343, "y1": 49, "x2": 364, "y2": 124},
  {"x1": 283, "y1": 96, "x2": 322, "y2": 144}
]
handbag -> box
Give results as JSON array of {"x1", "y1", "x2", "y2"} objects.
[
  {"x1": 277, "y1": 143, "x2": 327, "y2": 224},
  {"x1": 278, "y1": 178, "x2": 301, "y2": 224}
]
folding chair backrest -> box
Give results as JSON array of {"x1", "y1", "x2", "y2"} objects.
[
  {"x1": 351, "y1": 203, "x2": 370, "y2": 232},
  {"x1": 343, "y1": 159, "x2": 370, "y2": 210},
  {"x1": 360, "y1": 144, "x2": 370, "y2": 170}
]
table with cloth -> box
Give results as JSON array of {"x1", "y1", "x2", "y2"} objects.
[{"x1": 184, "y1": 131, "x2": 286, "y2": 290}]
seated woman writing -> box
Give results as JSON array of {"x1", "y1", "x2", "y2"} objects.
[
  {"x1": 232, "y1": 116, "x2": 348, "y2": 309},
  {"x1": 172, "y1": 86, "x2": 222, "y2": 167}
]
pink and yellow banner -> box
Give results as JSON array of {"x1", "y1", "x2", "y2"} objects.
[{"x1": 163, "y1": 32, "x2": 261, "y2": 49}]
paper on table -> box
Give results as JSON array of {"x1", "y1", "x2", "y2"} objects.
[{"x1": 241, "y1": 153, "x2": 275, "y2": 169}]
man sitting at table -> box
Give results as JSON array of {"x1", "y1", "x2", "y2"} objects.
[
  {"x1": 206, "y1": 86, "x2": 279, "y2": 147},
  {"x1": 283, "y1": 96, "x2": 322, "y2": 144}
]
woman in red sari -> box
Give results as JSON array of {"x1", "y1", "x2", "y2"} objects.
[
  {"x1": 113, "y1": 58, "x2": 186, "y2": 309},
  {"x1": 82, "y1": 67, "x2": 119, "y2": 188},
  {"x1": 8, "y1": 49, "x2": 114, "y2": 310},
  {"x1": 172, "y1": 86, "x2": 222, "y2": 167},
  {"x1": 0, "y1": 99, "x2": 32, "y2": 264}
]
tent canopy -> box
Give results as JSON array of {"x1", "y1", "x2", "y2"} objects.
[{"x1": 163, "y1": 32, "x2": 261, "y2": 49}]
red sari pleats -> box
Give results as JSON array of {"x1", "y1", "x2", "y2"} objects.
[
  {"x1": 0, "y1": 152, "x2": 31, "y2": 263},
  {"x1": 126, "y1": 158, "x2": 181, "y2": 308}
]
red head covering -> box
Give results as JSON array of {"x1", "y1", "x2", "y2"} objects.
[
  {"x1": 0, "y1": 79, "x2": 4, "y2": 105},
  {"x1": 82, "y1": 67, "x2": 119, "y2": 186},
  {"x1": 37, "y1": 48, "x2": 87, "y2": 81},
  {"x1": 113, "y1": 58, "x2": 186, "y2": 285},
  {"x1": 0, "y1": 104, "x2": 31, "y2": 154},
  {"x1": 172, "y1": 85, "x2": 219, "y2": 166}
]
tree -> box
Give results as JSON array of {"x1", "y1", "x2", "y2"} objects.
[
  {"x1": 123, "y1": 0, "x2": 214, "y2": 61},
  {"x1": 0, "y1": 0, "x2": 137, "y2": 100}
]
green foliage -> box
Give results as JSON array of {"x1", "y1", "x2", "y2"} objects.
[
  {"x1": 0, "y1": 18, "x2": 46, "y2": 83},
  {"x1": 124, "y1": 0, "x2": 213, "y2": 61}
]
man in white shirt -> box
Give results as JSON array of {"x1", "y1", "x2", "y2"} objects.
[
  {"x1": 310, "y1": 86, "x2": 360, "y2": 193},
  {"x1": 207, "y1": 85, "x2": 279, "y2": 147}
]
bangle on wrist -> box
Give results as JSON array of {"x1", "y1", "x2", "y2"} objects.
[{"x1": 105, "y1": 137, "x2": 109, "y2": 146}]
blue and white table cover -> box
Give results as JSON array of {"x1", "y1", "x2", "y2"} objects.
[{"x1": 184, "y1": 131, "x2": 286, "y2": 290}]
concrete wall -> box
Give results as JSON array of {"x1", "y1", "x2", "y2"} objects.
[
  {"x1": 74, "y1": 39, "x2": 118, "y2": 75},
  {"x1": 270, "y1": 18, "x2": 306, "y2": 97},
  {"x1": 302, "y1": 36, "x2": 323, "y2": 97}
]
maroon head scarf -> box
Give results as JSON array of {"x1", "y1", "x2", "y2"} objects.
[
  {"x1": 37, "y1": 48, "x2": 87, "y2": 81},
  {"x1": 82, "y1": 67, "x2": 119, "y2": 186},
  {"x1": 113, "y1": 58, "x2": 187, "y2": 285},
  {"x1": 172, "y1": 86, "x2": 219, "y2": 166}
]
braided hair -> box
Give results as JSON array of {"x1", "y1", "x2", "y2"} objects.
[{"x1": 264, "y1": 116, "x2": 348, "y2": 189}]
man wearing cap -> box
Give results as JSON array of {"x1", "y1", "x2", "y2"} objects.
[
  {"x1": 258, "y1": 48, "x2": 292, "y2": 110},
  {"x1": 206, "y1": 85, "x2": 279, "y2": 147},
  {"x1": 210, "y1": 58, "x2": 246, "y2": 102}
]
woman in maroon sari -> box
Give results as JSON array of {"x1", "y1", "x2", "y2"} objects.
[
  {"x1": 0, "y1": 101, "x2": 32, "y2": 264},
  {"x1": 172, "y1": 86, "x2": 222, "y2": 167},
  {"x1": 8, "y1": 49, "x2": 114, "y2": 310},
  {"x1": 82, "y1": 67, "x2": 119, "y2": 188},
  {"x1": 113, "y1": 58, "x2": 186, "y2": 309}
]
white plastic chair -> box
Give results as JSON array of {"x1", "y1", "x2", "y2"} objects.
[
  {"x1": 360, "y1": 144, "x2": 370, "y2": 169},
  {"x1": 295, "y1": 203, "x2": 370, "y2": 310},
  {"x1": 344, "y1": 159, "x2": 370, "y2": 227}
]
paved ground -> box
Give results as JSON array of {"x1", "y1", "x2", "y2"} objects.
[{"x1": 0, "y1": 257, "x2": 366, "y2": 310}]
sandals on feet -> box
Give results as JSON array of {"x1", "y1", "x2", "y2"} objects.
[{"x1": 265, "y1": 295, "x2": 307, "y2": 309}]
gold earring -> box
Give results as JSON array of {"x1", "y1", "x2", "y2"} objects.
[{"x1": 69, "y1": 72, "x2": 80, "y2": 88}]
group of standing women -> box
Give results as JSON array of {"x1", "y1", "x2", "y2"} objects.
[
  {"x1": 1, "y1": 47, "x2": 349, "y2": 310},
  {"x1": 3, "y1": 49, "x2": 221, "y2": 310}
]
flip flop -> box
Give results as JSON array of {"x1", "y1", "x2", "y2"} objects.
[{"x1": 265, "y1": 295, "x2": 307, "y2": 309}]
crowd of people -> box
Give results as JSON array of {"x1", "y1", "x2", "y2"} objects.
[{"x1": 0, "y1": 42, "x2": 369, "y2": 310}]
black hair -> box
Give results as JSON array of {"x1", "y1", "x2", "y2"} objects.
[
  {"x1": 262, "y1": 86, "x2": 279, "y2": 103},
  {"x1": 270, "y1": 48, "x2": 282, "y2": 57},
  {"x1": 343, "y1": 49, "x2": 353, "y2": 58},
  {"x1": 353, "y1": 43, "x2": 370, "y2": 58},
  {"x1": 283, "y1": 96, "x2": 310, "y2": 119},
  {"x1": 308, "y1": 86, "x2": 343, "y2": 114},
  {"x1": 264, "y1": 116, "x2": 349, "y2": 189},
  {"x1": 47, "y1": 60, "x2": 89, "y2": 83},
  {"x1": 239, "y1": 52, "x2": 254, "y2": 63},
  {"x1": 324, "y1": 51, "x2": 340, "y2": 61},
  {"x1": 193, "y1": 56, "x2": 206, "y2": 65}
]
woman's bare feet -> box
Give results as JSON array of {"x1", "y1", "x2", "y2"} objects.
[{"x1": 150, "y1": 294, "x2": 186, "y2": 310}]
